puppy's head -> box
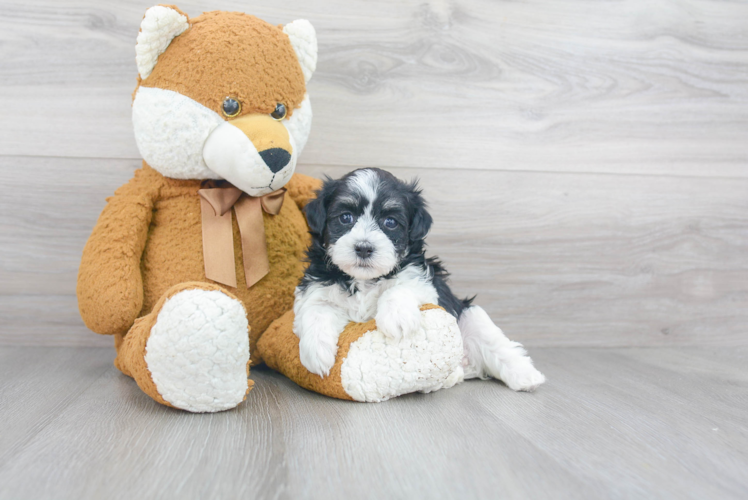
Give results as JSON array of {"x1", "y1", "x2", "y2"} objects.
[{"x1": 305, "y1": 168, "x2": 432, "y2": 280}]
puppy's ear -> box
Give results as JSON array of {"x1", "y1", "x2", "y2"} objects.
[
  {"x1": 407, "y1": 179, "x2": 433, "y2": 242},
  {"x1": 410, "y1": 206, "x2": 433, "y2": 242},
  {"x1": 304, "y1": 177, "x2": 338, "y2": 236}
]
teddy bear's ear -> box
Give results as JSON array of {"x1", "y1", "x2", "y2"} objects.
[
  {"x1": 135, "y1": 5, "x2": 190, "y2": 80},
  {"x1": 283, "y1": 20, "x2": 318, "y2": 83}
]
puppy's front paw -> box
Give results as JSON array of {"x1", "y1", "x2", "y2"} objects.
[
  {"x1": 376, "y1": 302, "x2": 422, "y2": 341},
  {"x1": 299, "y1": 332, "x2": 338, "y2": 377}
]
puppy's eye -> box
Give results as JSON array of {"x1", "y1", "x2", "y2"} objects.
[
  {"x1": 271, "y1": 103, "x2": 287, "y2": 120},
  {"x1": 383, "y1": 217, "x2": 398, "y2": 229},
  {"x1": 340, "y1": 213, "x2": 354, "y2": 224},
  {"x1": 222, "y1": 97, "x2": 241, "y2": 118}
]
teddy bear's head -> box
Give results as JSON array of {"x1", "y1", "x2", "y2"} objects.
[{"x1": 131, "y1": 6, "x2": 317, "y2": 196}]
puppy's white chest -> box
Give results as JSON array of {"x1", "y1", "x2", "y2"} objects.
[{"x1": 341, "y1": 280, "x2": 391, "y2": 323}]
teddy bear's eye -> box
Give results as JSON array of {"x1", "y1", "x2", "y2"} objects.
[
  {"x1": 222, "y1": 97, "x2": 241, "y2": 118},
  {"x1": 271, "y1": 103, "x2": 287, "y2": 120}
]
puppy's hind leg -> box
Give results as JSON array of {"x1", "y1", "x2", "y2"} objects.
[{"x1": 458, "y1": 306, "x2": 546, "y2": 392}]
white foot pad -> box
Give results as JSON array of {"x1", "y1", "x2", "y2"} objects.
[
  {"x1": 341, "y1": 308, "x2": 465, "y2": 402},
  {"x1": 145, "y1": 289, "x2": 250, "y2": 413},
  {"x1": 501, "y1": 357, "x2": 546, "y2": 392}
]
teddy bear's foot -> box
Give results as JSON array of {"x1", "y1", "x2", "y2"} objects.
[
  {"x1": 115, "y1": 282, "x2": 252, "y2": 412},
  {"x1": 340, "y1": 307, "x2": 465, "y2": 402},
  {"x1": 259, "y1": 304, "x2": 465, "y2": 402}
]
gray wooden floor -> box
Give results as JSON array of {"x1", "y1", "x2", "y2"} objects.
[{"x1": 0, "y1": 346, "x2": 746, "y2": 499}]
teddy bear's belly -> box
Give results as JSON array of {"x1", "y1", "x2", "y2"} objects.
[{"x1": 140, "y1": 193, "x2": 310, "y2": 353}]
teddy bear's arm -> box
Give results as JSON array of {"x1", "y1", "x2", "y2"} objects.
[
  {"x1": 77, "y1": 183, "x2": 155, "y2": 336},
  {"x1": 285, "y1": 173, "x2": 323, "y2": 210}
]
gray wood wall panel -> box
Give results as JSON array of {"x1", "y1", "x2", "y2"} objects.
[
  {"x1": 0, "y1": 0, "x2": 747, "y2": 176},
  {"x1": 2, "y1": 158, "x2": 746, "y2": 347},
  {"x1": 1, "y1": 0, "x2": 746, "y2": 347}
]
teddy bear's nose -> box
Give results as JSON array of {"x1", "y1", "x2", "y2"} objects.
[
  {"x1": 258, "y1": 148, "x2": 291, "y2": 173},
  {"x1": 224, "y1": 114, "x2": 294, "y2": 175}
]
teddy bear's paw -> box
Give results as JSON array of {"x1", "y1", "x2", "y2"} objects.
[
  {"x1": 144, "y1": 288, "x2": 250, "y2": 412},
  {"x1": 299, "y1": 330, "x2": 339, "y2": 377},
  {"x1": 375, "y1": 300, "x2": 422, "y2": 341}
]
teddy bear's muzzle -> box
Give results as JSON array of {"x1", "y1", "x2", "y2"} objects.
[{"x1": 202, "y1": 114, "x2": 296, "y2": 196}]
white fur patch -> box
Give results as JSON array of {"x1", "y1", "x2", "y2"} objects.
[
  {"x1": 340, "y1": 308, "x2": 465, "y2": 402},
  {"x1": 374, "y1": 266, "x2": 438, "y2": 340},
  {"x1": 283, "y1": 20, "x2": 317, "y2": 83},
  {"x1": 145, "y1": 289, "x2": 250, "y2": 413},
  {"x1": 132, "y1": 86, "x2": 223, "y2": 179},
  {"x1": 133, "y1": 87, "x2": 313, "y2": 193},
  {"x1": 295, "y1": 266, "x2": 436, "y2": 325},
  {"x1": 136, "y1": 6, "x2": 189, "y2": 79},
  {"x1": 284, "y1": 94, "x2": 313, "y2": 155},
  {"x1": 459, "y1": 306, "x2": 546, "y2": 392},
  {"x1": 348, "y1": 169, "x2": 380, "y2": 206},
  {"x1": 294, "y1": 266, "x2": 439, "y2": 376}
]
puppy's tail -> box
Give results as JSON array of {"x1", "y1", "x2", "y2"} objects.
[{"x1": 461, "y1": 295, "x2": 476, "y2": 312}]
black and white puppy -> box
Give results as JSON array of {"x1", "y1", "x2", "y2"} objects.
[{"x1": 294, "y1": 168, "x2": 545, "y2": 391}]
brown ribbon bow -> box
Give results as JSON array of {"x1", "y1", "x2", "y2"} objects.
[{"x1": 198, "y1": 182, "x2": 286, "y2": 288}]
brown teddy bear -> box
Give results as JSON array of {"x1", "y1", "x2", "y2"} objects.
[{"x1": 78, "y1": 6, "x2": 466, "y2": 412}]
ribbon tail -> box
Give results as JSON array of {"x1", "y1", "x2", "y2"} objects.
[
  {"x1": 234, "y1": 196, "x2": 270, "y2": 288},
  {"x1": 200, "y1": 196, "x2": 238, "y2": 288}
]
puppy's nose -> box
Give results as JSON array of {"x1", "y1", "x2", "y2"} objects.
[
  {"x1": 354, "y1": 243, "x2": 374, "y2": 259},
  {"x1": 258, "y1": 148, "x2": 291, "y2": 173}
]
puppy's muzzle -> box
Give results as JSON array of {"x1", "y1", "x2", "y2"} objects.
[{"x1": 354, "y1": 243, "x2": 375, "y2": 259}]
